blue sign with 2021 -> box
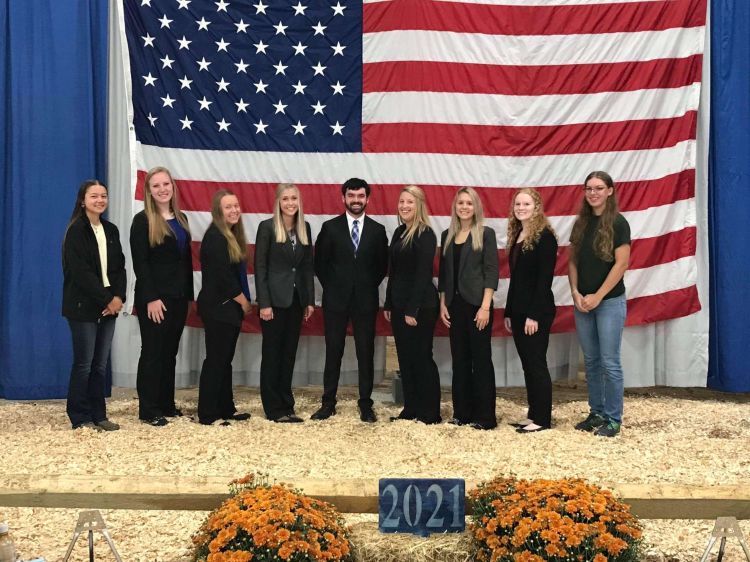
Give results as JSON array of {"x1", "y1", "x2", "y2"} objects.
[{"x1": 378, "y1": 478, "x2": 465, "y2": 536}]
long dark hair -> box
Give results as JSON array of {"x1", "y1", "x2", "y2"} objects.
[{"x1": 569, "y1": 171, "x2": 619, "y2": 262}]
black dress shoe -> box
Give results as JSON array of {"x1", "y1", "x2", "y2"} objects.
[
  {"x1": 447, "y1": 418, "x2": 469, "y2": 426},
  {"x1": 516, "y1": 425, "x2": 550, "y2": 433},
  {"x1": 470, "y1": 422, "x2": 497, "y2": 431},
  {"x1": 165, "y1": 408, "x2": 183, "y2": 417},
  {"x1": 310, "y1": 405, "x2": 336, "y2": 420},
  {"x1": 225, "y1": 412, "x2": 251, "y2": 421},
  {"x1": 274, "y1": 414, "x2": 304, "y2": 423},
  {"x1": 359, "y1": 407, "x2": 377, "y2": 423},
  {"x1": 143, "y1": 417, "x2": 168, "y2": 427}
]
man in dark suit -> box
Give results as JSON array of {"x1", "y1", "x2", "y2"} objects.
[{"x1": 312, "y1": 178, "x2": 388, "y2": 422}]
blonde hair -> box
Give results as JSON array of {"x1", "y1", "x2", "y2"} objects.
[
  {"x1": 397, "y1": 185, "x2": 432, "y2": 248},
  {"x1": 506, "y1": 188, "x2": 556, "y2": 251},
  {"x1": 143, "y1": 166, "x2": 190, "y2": 247},
  {"x1": 570, "y1": 171, "x2": 619, "y2": 262},
  {"x1": 210, "y1": 189, "x2": 247, "y2": 263},
  {"x1": 442, "y1": 187, "x2": 485, "y2": 255},
  {"x1": 272, "y1": 183, "x2": 309, "y2": 245}
]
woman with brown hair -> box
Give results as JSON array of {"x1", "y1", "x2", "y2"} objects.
[
  {"x1": 504, "y1": 188, "x2": 558, "y2": 433},
  {"x1": 130, "y1": 167, "x2": 193, "y2": 426},
  {"x1": 197, "y1": 189, "x2": 252, "y2": 426},
  {"x1": 568, "y1": 171, "x2": 631, "y2": 438}
]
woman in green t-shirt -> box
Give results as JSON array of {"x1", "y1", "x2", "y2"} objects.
[{"x1": 568, "y1": 171, "x2": 631, "y2": 437}]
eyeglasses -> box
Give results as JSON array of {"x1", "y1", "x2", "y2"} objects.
[{"x1": 583, "y1": 186, "x2": 608, "y2": 194}]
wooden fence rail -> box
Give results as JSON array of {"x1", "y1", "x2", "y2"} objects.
[{"x1": 1, "y1": 475, "x2": 748, "y2": 519}]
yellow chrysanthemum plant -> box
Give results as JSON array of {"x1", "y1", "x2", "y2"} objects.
[
  {"x1": 468, "y1": 477, "x2": 643, "y2": 562},
  {"x1": 192, "y1": 474, "x2": 354, "y2": 562}
]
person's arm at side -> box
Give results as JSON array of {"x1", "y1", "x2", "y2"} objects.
[
  {"x1": 254, "y1": 221, "x2": 273, "y2": 320},
  {"x1": 568, "y1": 256, "x2": 586, "y2": 313},
  {"x1": 384, "y1": 239, "x2": 393, "y2": 323},
  {"x1": 302, "y1": 222, "x2": 315, "y2": 321},
  {"x1": 130, "y1": 213, "x2": 164, "y2": 322},
  {"x1": 184, "y1": 214, "x2": 195, "y2": 302},
  {"x1": 475, "y1": 228, "x2": 498, "y2": 330},
  {"x1": 405, "y1": 228, "x2": 437, "y2": 325},
  {"x1": 104, "y1": 224, "x2": 127, "y2": 316},
  {"x1": 525, "y1": 230, "x2": 558, "y2": 334},
  {"x1": 205, "y1": 229, "x2": 247, "y2": 310},
  {"x1": 437, "y1": 231, "x2": 450, "y2": 327},
  {"x1": 313, "y1": 221, "x2": 329, "y2": 287},
  {"x1": 375, "y1": 223, "x2": 389, "y2": 285}
]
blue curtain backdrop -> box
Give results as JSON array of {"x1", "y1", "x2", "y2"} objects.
[
  {"x1": 708, "y1": 0, "x2": 750, "y2": 392},
  {"x1": 0, "y1": 1, "x2": 109, "y2": 399}
]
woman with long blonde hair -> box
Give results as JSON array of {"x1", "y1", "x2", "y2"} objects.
[
  {"x1": 438, "y1": 187, "x2": 499, "y2": 429},
  {"x1": 130, "y1": 167, "x2": 193, "y2": 426},
  {"x1": 384, "y1": 185, "x2": 441, "y2": 424},
  {"x1": 255, "y1": 184, "x2": 314, "y2": 423},
  {"x1": 568, "y1": 171, "x2": 631, "y2": 437},
  {"x1": 196, "y1": 189, "x2": 252, "y2": 425},
  {"x1": 503, "y1": 188, "x2": 558, "y2": 433}
]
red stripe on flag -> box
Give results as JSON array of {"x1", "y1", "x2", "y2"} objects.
[
  {"x1": 363, "y1": 112, "x2": 698, "y2": 157},
  {"x1": 363, "y1": 57, "x2": 703, "y2": 96},
  {"x1": 181, "y1": 286, "x2": 701, "y2": 335},
  {"x1": 150, "y1": 169, "x2": 696, "y2": 219},
  {"x1": 363, "y1": 0, "x2": 706, "y2": 35}
]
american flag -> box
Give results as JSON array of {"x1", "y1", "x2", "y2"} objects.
[{"x1": 121, "y1": 0, "x2": 704, "y2": 336}]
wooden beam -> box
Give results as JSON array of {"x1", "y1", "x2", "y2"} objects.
[{"x1": 0, "y1": 475, "x2": 748, "y2": 519}]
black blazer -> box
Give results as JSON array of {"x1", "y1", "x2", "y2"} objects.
[
  {"x1": 438, "y1": 226, "x2": 499, "y2": 307},
  {"x1": 62, "y1": 216, "x2": 127, "y2": 321},
  {"x1": 385, "y1": 224, "x2": 438, "y2": 316},
  {"x1": 314, "y1": 214, "x2": 388, "y2": 313},
  {"x1": 197, "y1": 223, "x2": 245, "y2": 327},
  {"x1": 254, "y1": 218, "x2": 314, "y2": 309},
  {"x1": 504, "y1": 227, "x2": 558, "y2": 321},
  {"x1": 129, "y1": 210, "x2": 194, "y2": 306}
]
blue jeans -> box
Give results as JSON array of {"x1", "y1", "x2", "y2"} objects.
[
  {"x1": 66, "y1": 317, "x2": 116, "y2": 427},
  {"x1": 574, "y1": 294, "x2": 626, "y2": 424}
]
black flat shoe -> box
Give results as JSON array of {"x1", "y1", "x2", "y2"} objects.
[
  {"x1": 470, "y1": 422, "x2": 497, "y2": 431},
  {"x1": 516, "y1": 425, "x2": 550, "y2": 433},
  {"x1": 447, "y1": 418, "x2": 469, "y2": 426},
  {"x1": 310, "y1": 405, "x2": 336, "y2": 420},
  {"x1": 274, "y1": 414, "x2": 303, "y2": 423},
  {"x1": 359, "y1": 407, "x2": 377, "y2": 423},
  {"x1": 165, "y1": 408, "x2": 183, "y2": 417},
  {"x1": 225, "y1": 412, "x2": 251, "y2": 421},
  {"x1": 143, "y1": 417, "x2": 168, "y2": 427}
]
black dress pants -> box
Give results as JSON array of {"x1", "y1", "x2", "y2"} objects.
[
  {"x1": 198, "y1": 317, "x2": 240, "y2": 423},
  {"x1": 391, "y1": 307, "x2": 441, "y2": 423},
  {"x1": 136, "y1": 297, "x2": 188, "y2": 420},
  {"x1": 260, "y1": 293, "x2": 303, "y2": 420},
  {"x1": 321, "y1": 306, "x2": 376, "y2": 409},
  {"x1": 449, "y1": 294, "x2": 497, "y2": 428},
  {"x1": 511, "y1": 315, "x2": 553, "y2": 428}
]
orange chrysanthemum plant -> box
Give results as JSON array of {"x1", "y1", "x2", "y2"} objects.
[
  {"x1": 192, "y1": 474, "x2": 354, "y2": 562},
  {"x1": 468, "y1": 477, "x2": 643, "y2": 562}
]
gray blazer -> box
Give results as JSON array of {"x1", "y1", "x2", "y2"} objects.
[
  {"x1": 438, "y1": 226, "x2": 499, "y2": 307},
  {"x1": 254, "y1": 218, "x2": 314, "y2": 309}
]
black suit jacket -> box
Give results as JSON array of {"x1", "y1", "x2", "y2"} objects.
[
  {"x1": 62, "y1": 216, "x2": 127, "y2": 321},
  {"x1": 314, "y1": 213, "x2": 388, "y2": 313},
  {"x1": 385, "y1": 225, "x2": 438, "y2": 316},
  {"x1": 438, "y1": 226, "x2": 499, "y2": 307},
  {"x1": 504, "y1": 227, "x2": 558, "y2": 321},
  {"x1": 197, "y1": 223, "x2": 244, "y2": 326},
  {"x1": 129, "y1": 210, "x2": 194, "y2": 306},
  {"x1": 254, "y1": 218, "x2": 314, "y2": 309}
]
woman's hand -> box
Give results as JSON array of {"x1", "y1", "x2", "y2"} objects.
[
  {"x1": 581, "y1": 293, "x2": 603, "y2": 312},
  {"x1": 474, "y1": 307, "x2": 490, "y2": 331},
  {"x1": 405, "y1": 315, "x2": 417, "y2": 326},
  {"x1": 439, "y1": 303, "x2": 451, "y2": 328},
  {"x1": 259, "y1": 306, "x2": 273, "y2": 321},
  {"x1": 383, "y1": 310, "x2": 391, "y2": 322},
  {"x1": 572, "y1": 290, "x2": 587, "y2": 313},
  {"x1": 503, "y1": 317, "x2": 512, "y2": 333},
  {"x1": 146, "y1": 299, "x2": 166, "y2": 323},
  {"x1": 304, "y1": 305, "x2": 314, "y2": 321},
  {"x1": 524, "y1": 318, "x2": 538, "y2": 336},
  {"x1": 102, "y1": 296, "x2": 123, "y2": 316}
]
